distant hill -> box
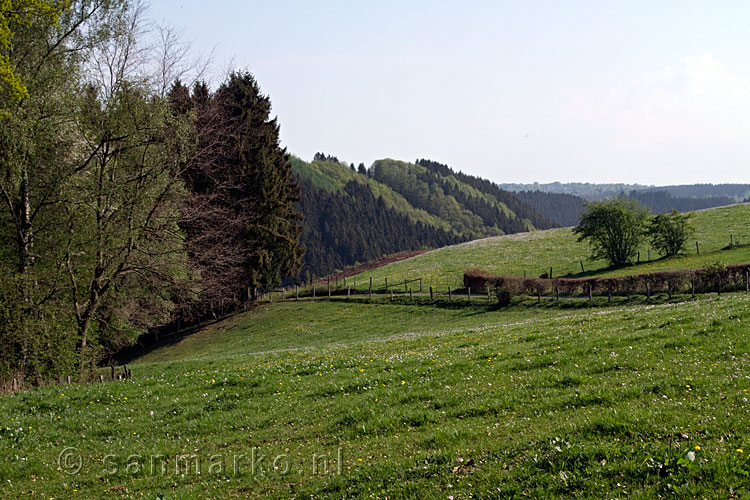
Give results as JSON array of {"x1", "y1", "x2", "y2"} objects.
[
  {"x1": 500, "y1": 182, "x2": 750, "y2": 202},
  {"x1": 512, "y1": 190, "x2": 586, "y2": 227},
  {"x1": 292, "y1": 156, "x2": 555, "y2": 280},
  {"x1": 498, "y1": 182, "x2": 651, "y2": 200},
  {"x1": 500, "y1": 182, "x2": 749, "y2": 221}
]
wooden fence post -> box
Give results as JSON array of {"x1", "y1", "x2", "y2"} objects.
[
  {"x1": 66, "y1": 375, "x2": 71, "y2": 385},
  {"x1": 691, "y1": 279, "x2": 695, "y2": 298},
  {"x1": 468, "y1": 287, "x2": 471, "y2": 301},
  {"x1": 487, "y1": 286, "x2": 491, "y2": 302},
  {"x1": 647, "y1": 249, "x2": 650, "y2": 261},
  {"x1": 296, "y1": 286, "x2": 299, "y2": 300},
  {"x1": 385, "y1": 277, "x2": 388, "y2": 289},
  {"x1": 696, "y1": 241, "x2": 700, "y2": 254},
  {"x1": 637, "y1": 251, "x2": 640, "y2": 263},
  {"x1": 404, "y1": 278, "x2": 408, "y2": 291},
  {"x1": 549, "y1": 267, "x2": 553, "y2": 279},
  {"x1": 537, "y1": 287, "x2": 541, "y2": 303},
  {"x1": 555, "y1": 286, "x2": 559, "y2": 302},
  {"x1": 588, "y1": 283, "x2": 592, "y2": 301},
  {"x1": 580, "y1": 260, "x2": 585, "y2": 273},
  {"x1": 391, "y1": 288, "x2": 394, "y2": 301},
  {"x1": 646, "y1": 282, "x2": 651, "y2": 301},
  {"x1": 409, "y1": 288, "x2": 413, "y2": 301},
  {"x1": 607, "y1": 284, "x2": 612, "y2": 303},
  {"x1": 419, "y1": 278, "x2": 423, "y2": 292},
  {"x1": 328, "y1": 279, "x2": 331, "y2": 297},
  {"x1": 369, "y1": 277, "x2": 373, "y2": 296},
  {"x1": 448, "y1": 287, "x2": 452, "y2": 301},
  {"x1": 99, "y1": 374, "x2": 104, "y2": 383},
  {"x1": 430, "y1": 286, "x2": 434, "y2": 302},
  {"x1": 269, "y1": 290, "x2": 272, "y2": 303},
  {"x1": 746, "y1": 271, "x2": 749, "y2": 293},
  {"x1": 730, "y1": 234, "x2": 733, "y2": 246},
  {"x1": 12, "y1": 377, "x2": 17, "y2": 392},
  {"x1": 347, "y1": 286, "x2": 351, "y2": 299}
]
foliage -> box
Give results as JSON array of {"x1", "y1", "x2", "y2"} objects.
[
  {"x1": 174, "y1": 73, "x2": 304, "y2": 307},
  {"x1": 0, "y1": 0, "x2": 64, "y2": 114},
  {"x1": 514, "y1": 190, "x2": 586, "y2": 227},
  {"x1": 573, "y1": 199, "x2": 649, "y2": 267},
  {"x1": 648, "y1": 209, "x2": 694, "y2": 257}
]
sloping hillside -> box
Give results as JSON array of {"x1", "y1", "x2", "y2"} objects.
[
  {"x1": 293, "y1": 156, "x2": 554, "y2": 279},
  {"x1": 346, "y1": 203, "x2": 750, "y2": 289}
]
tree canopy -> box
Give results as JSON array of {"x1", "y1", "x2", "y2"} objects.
[{"x1": 573, "y1": 199, "x2": 649, "y2": 267}]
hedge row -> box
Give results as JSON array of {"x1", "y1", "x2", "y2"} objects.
[{"x1": 464, "y1": 263, "x2": 750, "y2": 298}]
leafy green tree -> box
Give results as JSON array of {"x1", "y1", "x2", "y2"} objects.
[
  {"x1": 0, "y1": 0, "x2": 64, "y2": 114},
  {"x1": 573, "y1": 199, "x2": 649, "y2": 267},
  {"x1": 647, "y1": 209, "x2": 694, "y2": 257},
  {"x1": 0, "y1": 0, "x2": 128, "y2": 381}
]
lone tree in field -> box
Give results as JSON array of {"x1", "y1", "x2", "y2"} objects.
[
  {"x1": 647, "y1": 209, "x2": 694, "y2": 257},
  {"x1": 573, "y1": 199, "x2": 649, "y2": 267}
]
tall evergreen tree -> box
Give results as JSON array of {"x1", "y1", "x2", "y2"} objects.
[{"x1": 177, "y1": 72, "x2": 303, "y2": 305}]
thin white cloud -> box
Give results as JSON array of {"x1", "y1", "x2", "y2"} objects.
[{"x1": 577, "y1": 54, "x2": 750, "y2": 149}]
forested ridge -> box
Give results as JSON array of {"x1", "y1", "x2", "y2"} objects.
[{"x1": 294, "y1": 156, "x2": 556, "y2": 280}]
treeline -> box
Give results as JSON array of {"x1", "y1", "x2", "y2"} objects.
[
  {"x1": 513, "y1": 191, "x2": 586, "y2": 227},
  {"x1": 500, "y1": 181, "x2": 750, "y2": 204},
  {"x1": 621, "y1": 190, "x2": 737, "y2": 214},
  {"x1": 292, "y1": 156, "x2": 559, "y2": 280},
  {"x1": 297, "y1": 179, "x2": 460, "y2": 280},
  {"x1": 0, "y1": 1, "x2": 301, "y2": 382},
  {"x1": 415, "y1": 159, "x2": 555, "y2": 231}
]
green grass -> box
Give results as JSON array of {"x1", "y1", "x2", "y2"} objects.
[
  {"x1": 345, "y1": 203, "x2": 750, "y2": 290},
  {"x1": 3, "y1": 203, "x2": 750, "y2": 498},
  {"x1": 3, "y1": 295, "x2": 750, "y2": 498}
]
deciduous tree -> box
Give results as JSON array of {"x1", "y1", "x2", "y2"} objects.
[{"x1": 573, "y1": 199, "x2": 649, "y2": 267}]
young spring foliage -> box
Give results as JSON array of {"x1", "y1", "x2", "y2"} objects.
[{"x1": 573, "y1": 199, "x2": 650, "y2": 267}]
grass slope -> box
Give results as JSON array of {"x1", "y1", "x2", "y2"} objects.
[
  {"x1": 3, "y1": 295, "x2": 750, "y2": 498},
  {"x1": 346, "y1": 203, "x2": 750, "y2": 290}
]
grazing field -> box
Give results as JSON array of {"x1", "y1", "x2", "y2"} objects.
[
  {"x1": 344, "y1": 203, "x2": 750, "y2": 290},
  {"x1": 3, "y1": 295, "x2": 750, "y2": 498}
]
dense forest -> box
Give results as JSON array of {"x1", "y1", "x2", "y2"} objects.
[
  {"x1": 293, "y1": 156, "x2": 557, "y2": 279},
  {"x1": 297, "y1": 179, "x2": 460, "y2": 282},
  {"x1": 0, "y1": 1, "x2": 301, "y2": 382},
  {"x1": 620, "y1": 190, "x2": 737, "y2": 214},
  {"x1": 501, "y1": 181, "x2": 750, "y2": 203},
  {"x1": 513, "y1": 191, "x2": 586, "y2": 227}
]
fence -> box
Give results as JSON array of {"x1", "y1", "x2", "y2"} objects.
[{"x1": 464, "y1": 264, "x2": 750, "y2": 302}]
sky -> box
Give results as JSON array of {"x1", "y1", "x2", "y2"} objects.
[{"x1": 148, "y1": 1, "x2": 750, "y2": 185}]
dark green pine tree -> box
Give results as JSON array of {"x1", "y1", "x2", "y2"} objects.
[{"x1": 215, "y1": 72, "x2": 304, "y2": 297}]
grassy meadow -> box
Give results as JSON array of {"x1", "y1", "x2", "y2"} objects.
[
  {"x1": 344, "y1": 203, "x2": 750, "y2": 290},
  {"x1": 3, "y1": 203, "x2": 750, "y2": 498},
  {"x1": 3, "y1": 293, "x2": 750, "y2": 498}
]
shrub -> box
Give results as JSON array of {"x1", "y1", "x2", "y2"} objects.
[{"x1": 648, "y1": 210, "x2": 694, "y2": 257}]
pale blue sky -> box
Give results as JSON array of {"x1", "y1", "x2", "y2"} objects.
[{"x1": 148, "y1": 1, "x2": 750, "y2": 185}]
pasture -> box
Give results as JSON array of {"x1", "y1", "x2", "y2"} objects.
[
  {"x1": 2, "y1": 294, "x2": 750, "y2": 498},
  {"x1": 344, "y1": 203, "x2": 750, "y2": 290}
]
